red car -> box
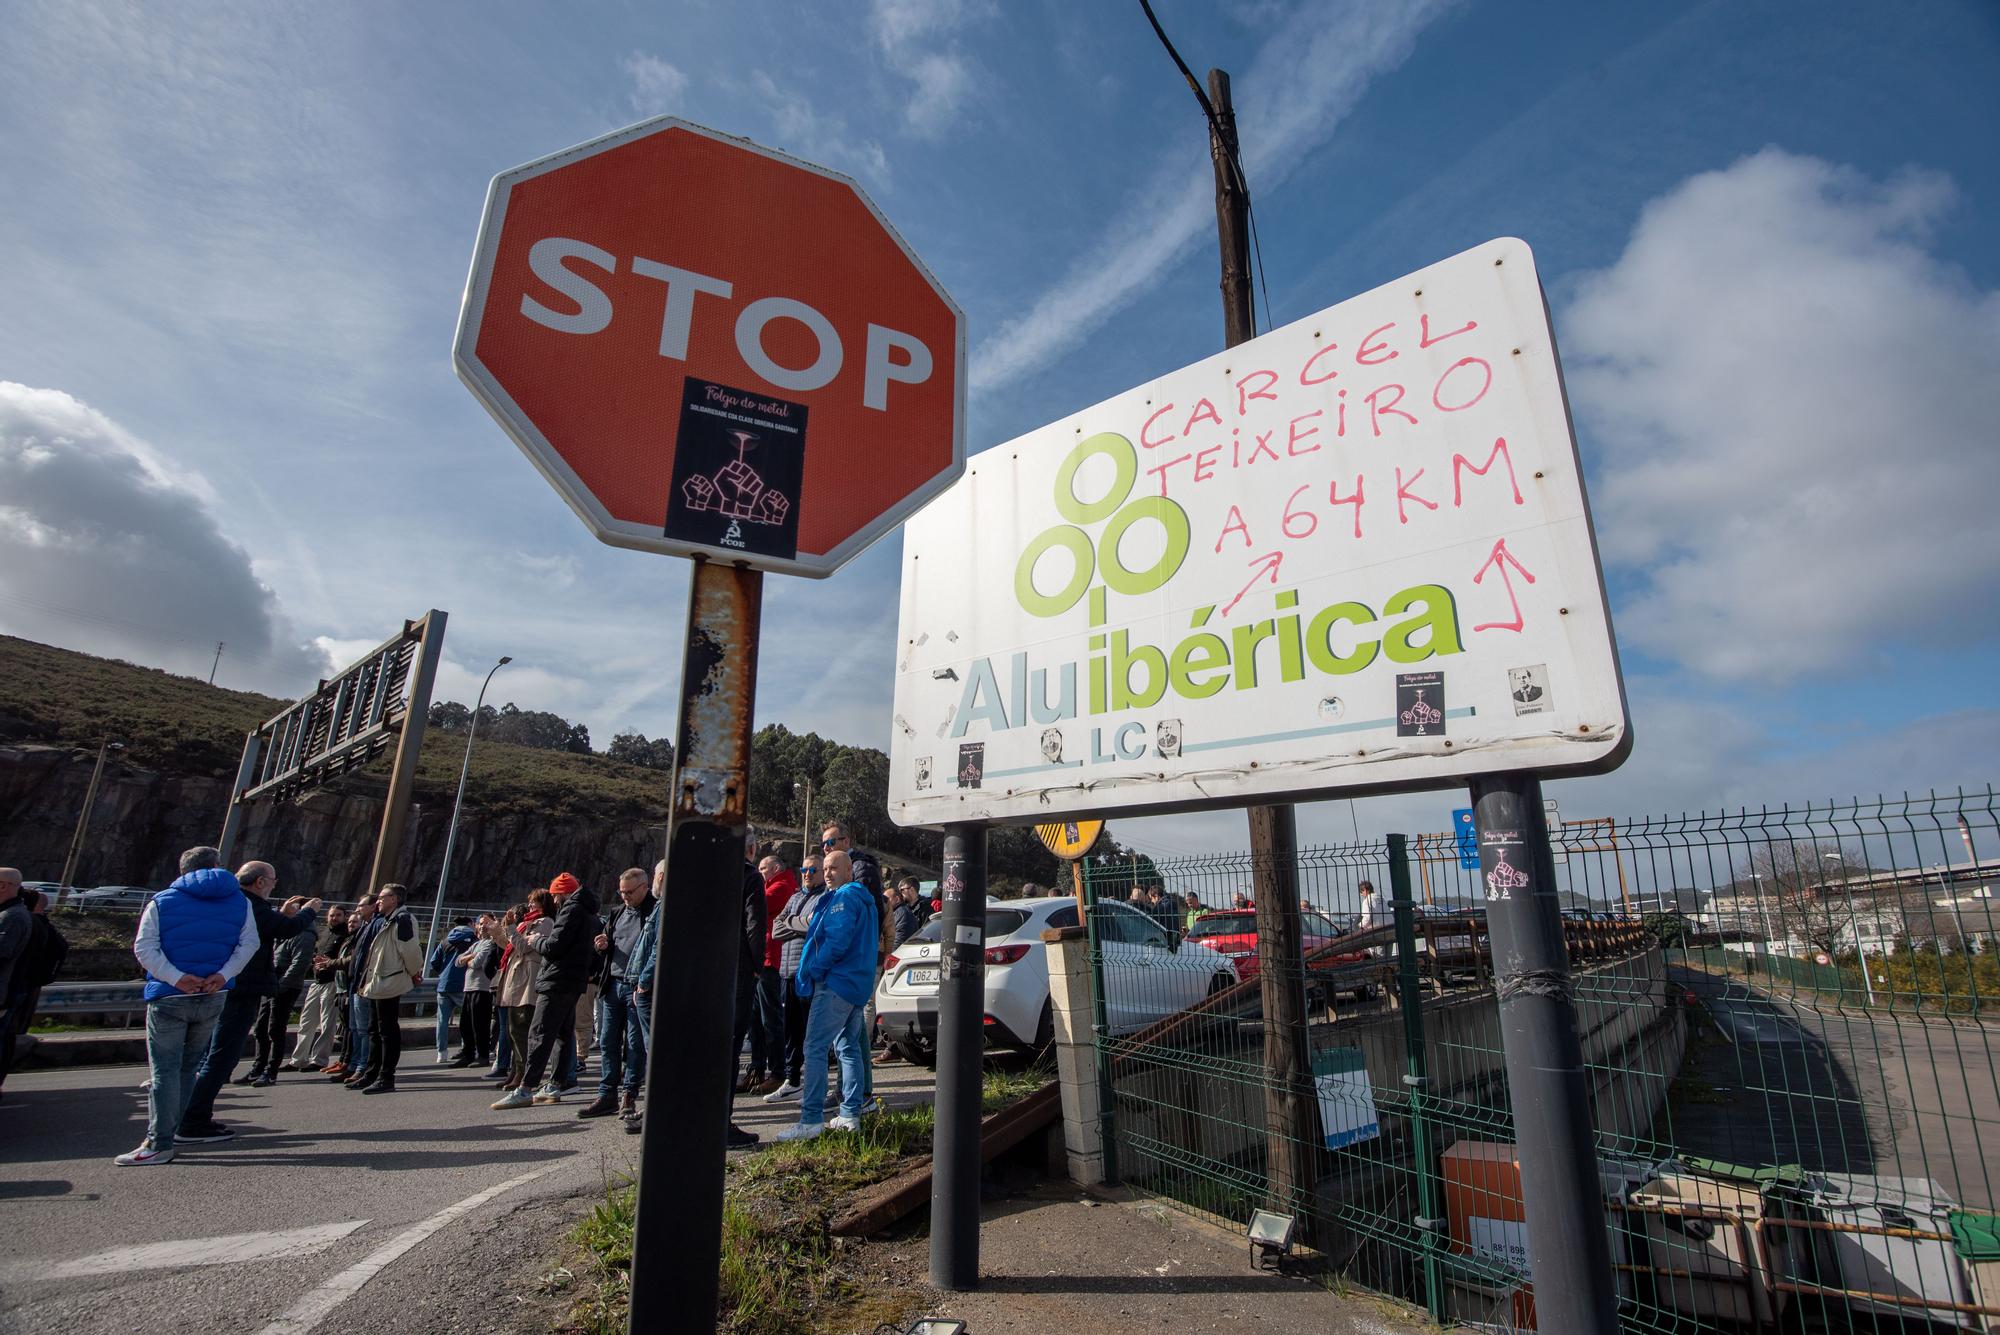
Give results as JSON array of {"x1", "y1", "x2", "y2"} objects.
[{"x1": 1183, "y1": 909, "x2": 1379, "y2": 1000}]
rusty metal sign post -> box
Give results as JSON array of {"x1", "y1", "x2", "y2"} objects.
[{"x1": 633, "y1": 561, "x2": 763, "y2": 1327}]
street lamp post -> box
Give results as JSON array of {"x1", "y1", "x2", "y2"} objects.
[
  {"x1": 60, "y1": 740, "x2": 124, "y2": 898},
  {"x1": 795, "y1": 777, "x2": 813, "y2": 860},
  {"x1": 426, "y1": 657, "x2": 511, "y2": 962}
]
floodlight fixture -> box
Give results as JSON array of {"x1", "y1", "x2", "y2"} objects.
[{"x1": 1248, "y1": 1207, "x2": 1296, "y2": 1269}]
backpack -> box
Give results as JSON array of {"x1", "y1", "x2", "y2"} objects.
[{"x1": 22, "y1": 918, "x2": 68, "y2": 990}]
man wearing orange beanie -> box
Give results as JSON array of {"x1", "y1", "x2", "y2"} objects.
[{"x1": 493, "y1": 871, "x2": 601, "y2": 1109}]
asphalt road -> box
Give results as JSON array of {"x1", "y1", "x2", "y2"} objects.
[
  {"x1": 1671, "y1": 966, "x2": 2000, "y2": 1210},
  {"x1": 0, "y1": 1056, "x2": 937, "y2": 1334}
]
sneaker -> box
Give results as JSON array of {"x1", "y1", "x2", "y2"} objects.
[
  {"x1": 872, "y1": 1050, "x2": 899, "y2": 1066},
  {"x1": 763, "y1": 1080, "x2": 801, "y2": 1104},
  {"x1": 360, "y1": 1080, "x2": 396, "y2": 1095},
  {"x1": 491, "y1": 1087, "x2": 534, "y2": 1110},
  {"x1": 624, "y1": 1113, "x2": 643, "y2": 1134},
  {"x1": 774, "y1": 1122, "x2": 824, "y2": 1143},
  {"x1": 250, "y1": 1074, "x2": 275, "y2": 1088},
  {"x1": 557, "y1": 1081, "x2": 580, "y2": 1097},
  {"x1": 233, "y1": 1073, "x2": 260, "y2": 1086},
  {"x1": 531, "y1": 1084, "x2": 564, "y2": 1105},
  {"x1": 576, "y1": 1095, "x2": 620, "y2": 1119},
  {"x1": 829, "y1": 1115, "x2": 862, "y2": 1132},
  {"x1": 855, "y1": 1096, "x2": 883, "y2": 1115},
  {"x1": 175, "y1": 1122, "x2": 235, "y2": 1144},
  {"x1": 115, "y1": 1142, "x2": 175, "y2": 1167},
  {"x1": 482, "y1": 1067, "x2": 512, "y2": 1080},
  {"x1": 435, "y1": 1053, "x2": 450, "y2": 1065},
  {"x1": 450, "y1": 1054, "x2": 478, "y2": 1068},
  {"x1": 139, "y1": 1078, "x2": 152, "y2": 1091},
  {"x1": 725, "y1": 1123, "x2": 760, "y2": 1149}
]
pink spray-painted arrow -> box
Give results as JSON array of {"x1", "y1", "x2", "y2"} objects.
[
  {"x1": 1471, "y1": 537, "x2": 1537, "y2": 633},
  {"x1": 1221, "y1": 550, "x2": 1284, "y2": 617}
]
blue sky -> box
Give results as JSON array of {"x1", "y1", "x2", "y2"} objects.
[{"x1": 2, "y1": 0, "x2": 1996, "y2": 856}]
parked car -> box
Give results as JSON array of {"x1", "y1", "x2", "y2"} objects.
[
  {"x1": 72, "y1": 886, "x2": 155, "y2": 909},
  {"x1": 874, "y1": 895, "x2": 1238, "y2": 1066},
  {"x1": 1182, "y1": 908, "x2": 1379, "y2": 1001}
]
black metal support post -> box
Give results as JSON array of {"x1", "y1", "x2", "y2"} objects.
[
  {"x1": 631, "y1": 561, "x2": 763, "y2": 1334},
  {"x1": 931, "y1": 824, "x2": 987, "y2": 1290},
  {"x1": 1469, "y1": 773, "x2": 1618, "y2": 1333}
]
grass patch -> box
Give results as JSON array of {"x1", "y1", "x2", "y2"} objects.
[{"x1": 565, "y1": 1066, "x2": 1052, "y2": 1332}]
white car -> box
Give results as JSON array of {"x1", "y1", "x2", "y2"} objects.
[{"x1": 874, "y1": 895, "x2": 1239, "y2": 1065}]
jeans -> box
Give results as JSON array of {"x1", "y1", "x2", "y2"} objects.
[
  {"x1": 180, "y1": 988, "x2": 263, "y2": 1127},
  {"x1": 731, "y1": 964, "x2": 763, "y2": 1077},
  {"x1": 345, "y1": 991, "x2": 372, "y2": 1071},
  {"x1": 780, "y1": 975, "x2": 809, "y2": 1083},
  {"x1": 460, "y1": 992, "x2": 493, "y2": 1061},
  {"x1": 291, "y1": 981, "x2": 343, "y2": 1066},
  {"x1": 521, "y1": 989, "x2": 580, "y2": 1090},
  {"x1": 144, "y1": 992, "x2": 225, "y2": 1150},
  {"x1": 753, "y1": 966, "x2": 785, "y2": 1074},
  {"x1": 504, "y1": 1005, "x2": 533, "y2": 1086},
  {"x1": 434, "y1": 991, "x2": 461, "y2": 1059},
  {"x1": 796, "y1": 989, "x2": 867, "y2": 1126},
  {"x1": 251, "y1": 987, "x2": 300, "y2": 1076},
  {"x1": 595, "y1": 982, "x2": 648, "y2": 1098},
  {"x1": 369, "y1": 994, "x2": 403, "y2": 1079},
  {"x1": 492, "y1": 1004, "x2": 513, "y2": 1071}
]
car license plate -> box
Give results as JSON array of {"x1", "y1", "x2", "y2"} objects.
[{"x1": 905, "y1": 966, "x2": 941, "y2": 987}]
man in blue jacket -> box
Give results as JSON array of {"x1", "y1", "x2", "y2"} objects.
[
  {"x1": 117, "y1": 847, "x2": 260, "y2": 1166},
  {"x1": 428, "y1": 918, "x2": 476, "y2": 1064},
  {"x1": 775, "y1": 849, "x2": 877, "y2": 1142}
]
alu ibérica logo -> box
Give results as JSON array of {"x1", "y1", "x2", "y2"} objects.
[
  {"x1": 951, "y1": 429, "x2": 1466, "y2": 743},
  {"x1": 1014, "y1": 432, "x2": 1188, "y2": 617}
]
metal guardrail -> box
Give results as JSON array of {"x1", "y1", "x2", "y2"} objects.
[{"x1": 38, "y1": 978, "x2": 441, "y2": 1016}]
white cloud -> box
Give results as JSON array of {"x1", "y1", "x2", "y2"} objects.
[
  {"x1": 623, "y1": 50, "x2": 689, "y2": 118},
  {"x1": 869, "y1": 0, "x2": 976, "y2": 139},
  {"x1": 1565, "y1": 148, "x2": 2000, "y2": 681},
  {"x1": 0, "y1": 383, "x2": 327, "y2": 693},
  {"x1": 971, "y1": 0, "x2": 1456, "y2": 393},
  {"x1": 512, "y1": 551, "x2": 581, "y2": 590},
  {"x1": 745, "y1": 71, "x2": 892, "y2": 189}
]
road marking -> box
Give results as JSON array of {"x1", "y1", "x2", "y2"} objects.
[
  {"x1": 255, "y1": 1171, "x2": 544, "y2": 1335},
  {"x1": 40, "y1": 1220, "x2": 368, "y2": 1280}
]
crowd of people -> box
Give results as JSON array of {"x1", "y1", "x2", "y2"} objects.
[{"x1": 103, "y1": 820, "x2": 914, "y2": 1165}]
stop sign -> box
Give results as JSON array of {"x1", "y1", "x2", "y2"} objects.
[{"x1": 454, "y1": 118, "x2": 964, "y2": 577}]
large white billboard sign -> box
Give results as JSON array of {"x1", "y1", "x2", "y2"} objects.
[{"x1": 889, "y1": 238, "x2": 1628, "y2": 827}]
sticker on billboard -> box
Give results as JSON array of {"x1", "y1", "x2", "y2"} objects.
[
  {"x1": 957, "y1": 742, "x2": 984, "y2": 789},
  {"x1": 663, "y1": 377, "x2": 806, "y2": 561},
  {"x1": 1396, "y1": 672, "x2": 1446, "y2": 737},
  {"x1": 1509, "y1": 664, "x2": 1550, "y2": 716}
]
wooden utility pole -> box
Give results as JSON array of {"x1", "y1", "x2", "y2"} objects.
[{"x1": 1202, "y1": 67, "x2": 1318, "y2": 1225}]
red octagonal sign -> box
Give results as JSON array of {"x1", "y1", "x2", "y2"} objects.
[{"x1": 455, "y1": 118, "x2": 965, "y2": 577}]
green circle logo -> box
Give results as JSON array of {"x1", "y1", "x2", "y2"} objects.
[{"x1": 1015, "y1": 432, "x2": 1190, "y2": 617}]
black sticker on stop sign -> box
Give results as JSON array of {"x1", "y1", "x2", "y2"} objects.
[
  {"x1": 664, "y1": 377, "x2": 807, "y2": 560},
  {"x1": 1395, "y1": 671, "x2": 1446, "y2": 737}
]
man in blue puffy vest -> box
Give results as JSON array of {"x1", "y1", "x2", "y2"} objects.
[
  {"x1": 175, "y1": 859, "x2": 319, "y2": 1141},
  {"x1": 117, "y1": 846, "x2": 260, "y2": 1167}
]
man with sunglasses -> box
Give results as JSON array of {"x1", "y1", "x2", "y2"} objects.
[
  {"x1": 819, "y1": 823, "x2": 890, "y2": 1111},
  {"x1": 764, "y1": 854, "x2": 829, "y2": 1102}
]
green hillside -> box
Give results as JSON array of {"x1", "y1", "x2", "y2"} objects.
[
  {"x1": 0, "y1": 635, "x2": 1078, "y2": 886},
  {"x1": 0, "y1": 634, "x2": 677, "y2": 821}
]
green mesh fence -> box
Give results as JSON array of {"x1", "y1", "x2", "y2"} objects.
[{"x1": 1080, "y1": 787, "x2": 2000, "y2": 1332}]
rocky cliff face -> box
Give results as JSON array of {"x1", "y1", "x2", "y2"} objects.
[{"x1": 0, "y1": 745, "x2": 667, "y2": 905}]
